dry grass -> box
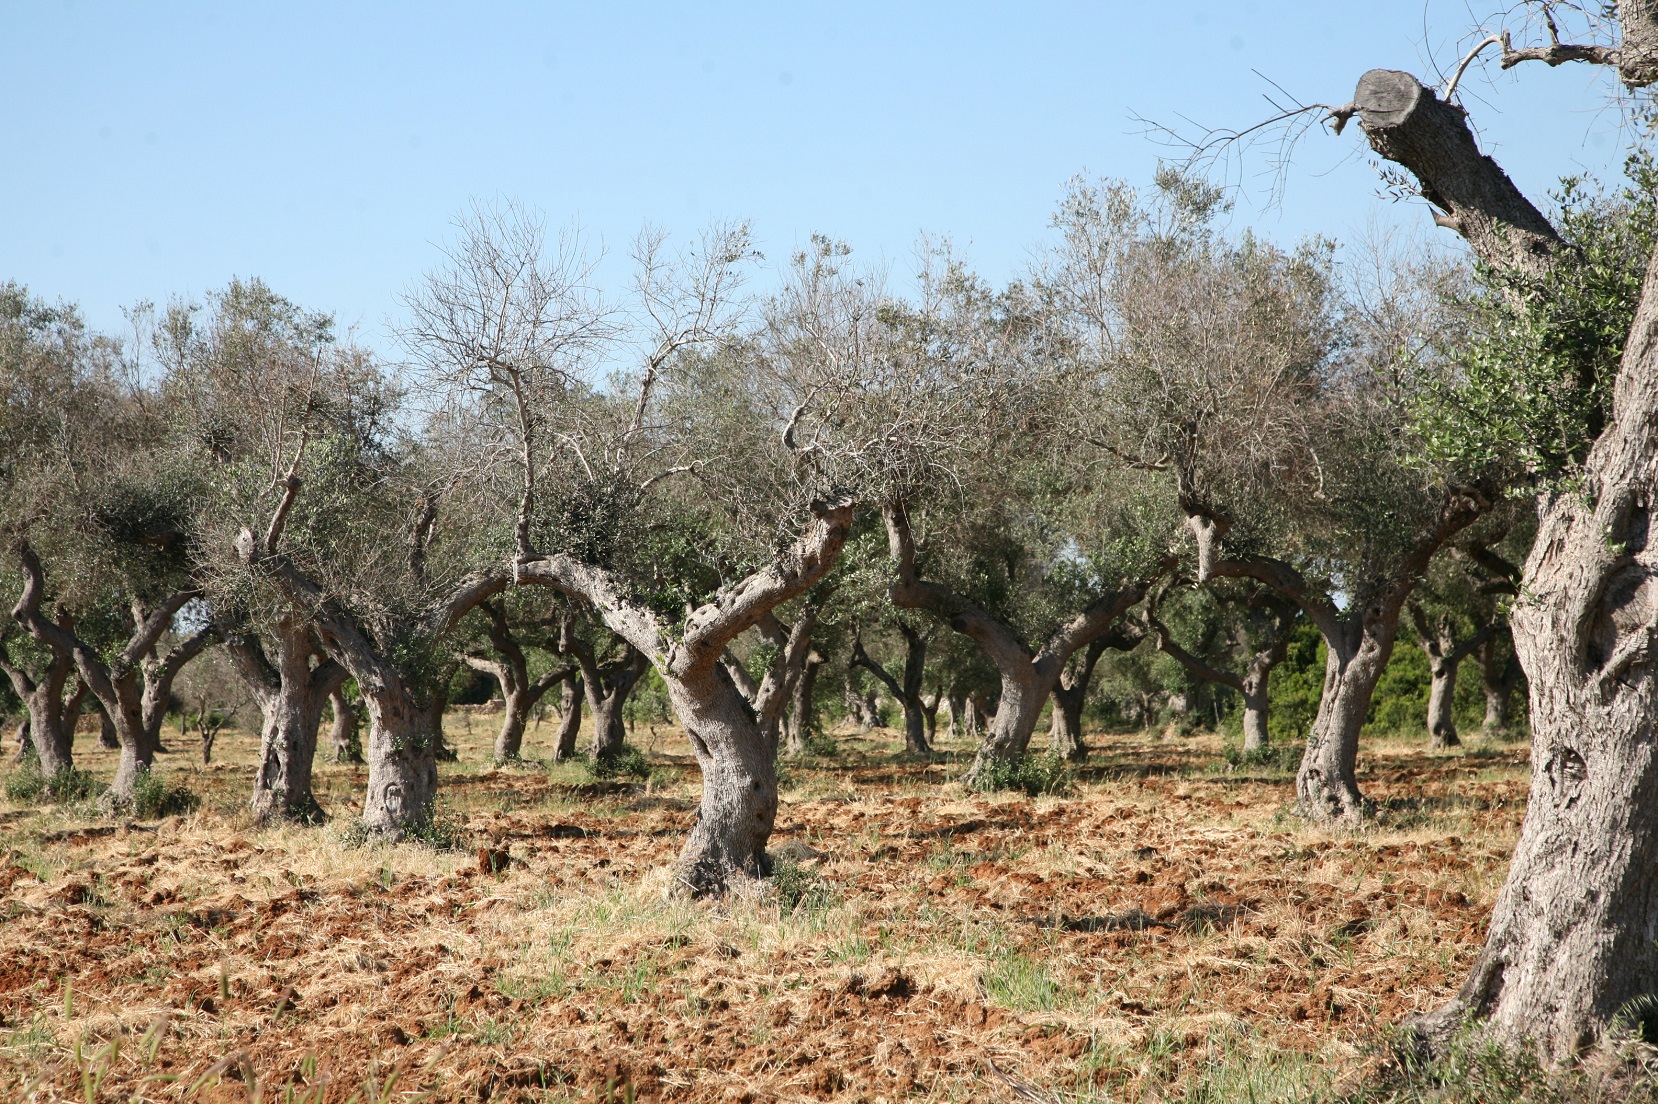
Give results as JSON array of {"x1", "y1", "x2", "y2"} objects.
[{"x1": 0, "y1": 712, "x2": 1533, "y2": 1102}]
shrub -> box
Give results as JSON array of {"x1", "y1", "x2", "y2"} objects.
[
  {"x1": 588, "y1": 746, "x2": 651, "y2": 782},
  {"x1": 970, "y1": 753, "x2": 1071, "y2": 797},
  {"x1": 770, "y1": 856, "x2": 836, "y2": 913},
  {"x1": 1220, "y1": 741, "x2": 1304, "y2": 774},
  {"x1": 4, "y1": 759, "x2": 102, "y2": 804},
  {"x1": 130, "y1": 767, "x2": 200, "y2": 818}
]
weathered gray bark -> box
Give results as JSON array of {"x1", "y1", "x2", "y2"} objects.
[
  {"x1": 1048, "y1": 631, "x2": 1139, "y2": 760},
  {"x1": 226, "y1": 616, "x2": 349, "y2": 823},
  {"x1": 1345, "y1": 33, "x2": 1658, "y2": 1057},
  {"x1": 849, "y1": 623, "x2": 932, "y2": 754},
  {"x1": 1409, "y1": 605, "x2": 1497, "y2": 750},
  {"x1": 781, "y1": 647, "x2": 824, "y2": 757},
  {"x1": 12, "y1": 545, "x2": 214, "y2": 806},
  {"x1": 1184, "y1": 495, "x2": 1482, "y2": 820},
  {"x1": 0, "y1": 625, "x2": 78, "y2": 782},
  {"x1": 462, "y1": 601, "x2": 576, "y2": 764},
  {"x1": 518, "y1": 497, "x2": 853, "y2": 895},
  {"x1": 328, "y1": 687, "x2": 362, "y2": 763},
  {"x1": 582, "y1": 647, "x2": 647, "y2": 762},
  {"x1": 552, "y1": 677, "x2": 582, "y2": 761},
  {"x1": 1414, "y1": 245, "x2": 1658, "y2": 1062},
  {"x1": 884, "y1": 503, "x2": 1163, "y2": 783},
  {"x1": 1150, "y1": 593, "x2": 1297, "y2": 756},
  {"x1": 919, "y1": 690, "x2": 941, "y2": 747},
  {"x1": 235, "y1": 524, "x2": 506, "y2": 836}
]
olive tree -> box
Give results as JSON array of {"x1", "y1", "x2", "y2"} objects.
[{"x1": 1299, "y1": 4, "x2": 1658, "y2": 1059}]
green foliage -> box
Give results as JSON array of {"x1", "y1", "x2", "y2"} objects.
[
  {"x1": 1219, "y1": 742, "x2": 1303, "y2": 774},
  {"x1": 129, "y1": 768, "x2": 200, "y2": 819},
  {"x1": 406, "y1": 801, "x2": 469, "y2": 852},
  {"x1": 587, "y1": 746, "x2": 651, "y2": 782},
  {"x1": 1414, "y1": 155, "x2": 1658, "y2": 481},
  {"x1": 1265, "y1": 620, "x2": 1323, "y2": 746},
  {"x1": 769, "y1": 856, "x2": 836, "y2": 913},
  {"x1": 970, "y1": 752, "x2": 1071, "y2": 797},
  {"x1": 3, "y1": 759, "x2": 101, "y2": 804}
]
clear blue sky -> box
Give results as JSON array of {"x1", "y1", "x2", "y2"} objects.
[{"x1": 2, "y1": 2, "x2": 1636, "y2": 350}]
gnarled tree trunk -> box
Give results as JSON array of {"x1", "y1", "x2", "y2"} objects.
[
  {"x1": 553, "y1": 677, "x2": 582, "y2": 761},
  {"x1": 850, "y1": 623, "x2": 932, "y2": 755},
  {"x1": 1413, "y1": 211, "x2": 1658, "y2": 1063},
  {"x1": 519, "y1": 497, "x2": 853, "y2": 896},
  {"x1": 0, "y1": 629, "x2": 78, "y2": 782},
  {"x1": 329, "y1": 686, "x2": 363, "y2": 763},
  {"x1": 227, "y1": 616, "x2": 348, "y2": 824},
  {"x1": 884, "y1": 503, "x2": 1162, "y2": 783}
]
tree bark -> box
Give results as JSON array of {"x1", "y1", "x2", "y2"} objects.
[
  {"x1": 553, "y1": 676, "x2": 583, "y2": 761},
  {"x1": 584, "y1": 648, "x2": 647, "y2": 761},
  {"x1": 226, "y1": 616, "x2": 349, "y2": 823},
  {"x1": 849, "y1": 624, "x2": 932, "y2": 754},
  {"x1": 234, "y1": 531, "x2": 506, "y2": 835},
  {"x1": 782, "y1": 648, "x2": 824, "y2": 757},
  {"x1": 11, "y1": 546, "x2": 213, "y2": 806},
  {"x1": 1411, "y1": 218, "x2": 1658, "y2": 1063},
  {"x1": 1344, "y1": 40, "x2": 1658, "y2": 1056},
  {"x1": 0, "y1": 628, "x2": 77, "y2": 782},
  {"x1": 1048, "y1": 634, "x2": 1123, "y2": 761},
  {"x1": 462, "y1": 601, "x2": 577, "y2": 764},
  {"x1": 518, "y1": 496, "x2": 854, "y2": 895},
  {"x1": 884, "y1": 503, "x2": 1163, "y2": 782}
]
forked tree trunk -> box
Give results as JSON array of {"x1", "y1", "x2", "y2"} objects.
[
  {"x1": 228, "y1": 617, "x2": 348, "y2": 824},
  {"x1": 11, "y1": 552, "x2": 215, "y2": 809},
  {"x1": 463, "y1": 601, "x2": 576, "y2": 764},
  {"x1": 329, "y1": 687, "x2": 363, "y2": 763},
  {"x1": 0, "y1": 633, "x2": 78, "y2": 782},
  {"x1": 1240, "y1": 671, "x2": 1271, "y2": 752},
  {"x1": 919, "y1": 691, "x2": 941, "y2": 746},
  {"x1": 518, "y1": 496, "x2": 854, "y2": 896},
  {"x1": 553, "y1": 677, "x2": 582, "y2": 761},
  {"x1": 665, "y1": 666, "x2": 776, "y2": 892},
  {"x1": 1424, "y1": 652, "x2": 1461, "y2": 749},
  {"x1": 588, "y1": 654, "x2": 646, "y2": 761},
  {"x1": 359, "y1": 683, "x2": 445, "y2": 836},
  {"x1": 850, "y1": 624, "x2": 932, "y2": 755},
  {"x1": 1049, "y1": 635, "x2": 1117, "y2": 761},
  {"x1": 1412, "y1": 228, "x2": 1658, "y2": 1062},
  {"x1": 782, "y1": 650, "x2": 823, "y2": 757},
  {"x1": 883, "y1": 503, "x2": 1159, "y2": 783}
]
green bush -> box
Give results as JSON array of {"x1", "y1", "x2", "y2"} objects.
[
  {"x1": 770, "y1": 856, "x2": 836, "y2": 913},
  {"x1": 1220, "y1": 741, "x2": 1304, "y2": 774},
  {"x1": 587, "y1": 745, "x2": 651, "y2": 782},
  {"x1": 130, "y1": 767, "x2": 200, "y2": 818},
  {"x1": 969, "y1": 753, "x2": 1071, "y2": 797},
  {"x1": 4, "y1": 759, "x2": 102, "y2": 804}
]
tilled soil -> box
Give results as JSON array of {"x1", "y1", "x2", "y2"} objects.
[{"x1": 0, "y1": 725, "x2": 1528, "y2": 1102}]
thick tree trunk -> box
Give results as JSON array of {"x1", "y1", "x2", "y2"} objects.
[
  {"x1": 360, "y1": 685, "x2": 444, "y2": 837},
  {"x1": 553, "y1": 677, "x2": 582, "y2": 761},
  {"x1": 1424, "y1": 651, "x2": 1463, "y2": 749},
  {"x1": 919, "y1": 691, "x2": 941, "y2": 746},
  {"x1": 1240, "y1": 671, "x2": 1271, "y2": 752},
  {"x1": 517, "y1": 496, "x2": 854, "y2": 897},
  {"x1": 329, "y1": 687, "x2": 363, "y2": 763},
  {"x1": 782, "y1": 652, "x2": 823, "y2": 757},
  {"x1": 0, "y1": 649, "x2": 77, "y2": 782},
  {"x1": 665, "y1": 666, "x2": 776, "y2": 896},
  {"x1": 228, "y1": 619, "x2": 348, "y2": 824},
  {"x1": 1411, "y1": 229, "x2": 1658, "y2": 1063},
  {"x1": 1294, "y1": 627, "x2": 1393, "y2": 823},
  {"x1": 1048, "y1": 636, "x2": 1113, "y2": 761},
  {"x1": 495, "y1": 686, "x2": 530, "y2": 763},
  {"x1": 1479, "y1": 633, "x2": 1522, "y2": 737},
  {"x1": 581, "y1": 649, "x2": 646, "y2": 762}
]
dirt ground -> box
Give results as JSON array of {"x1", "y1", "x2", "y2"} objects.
[{"x1": 0, "y1": 711, "x2": 1528, "y2": 1103}]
